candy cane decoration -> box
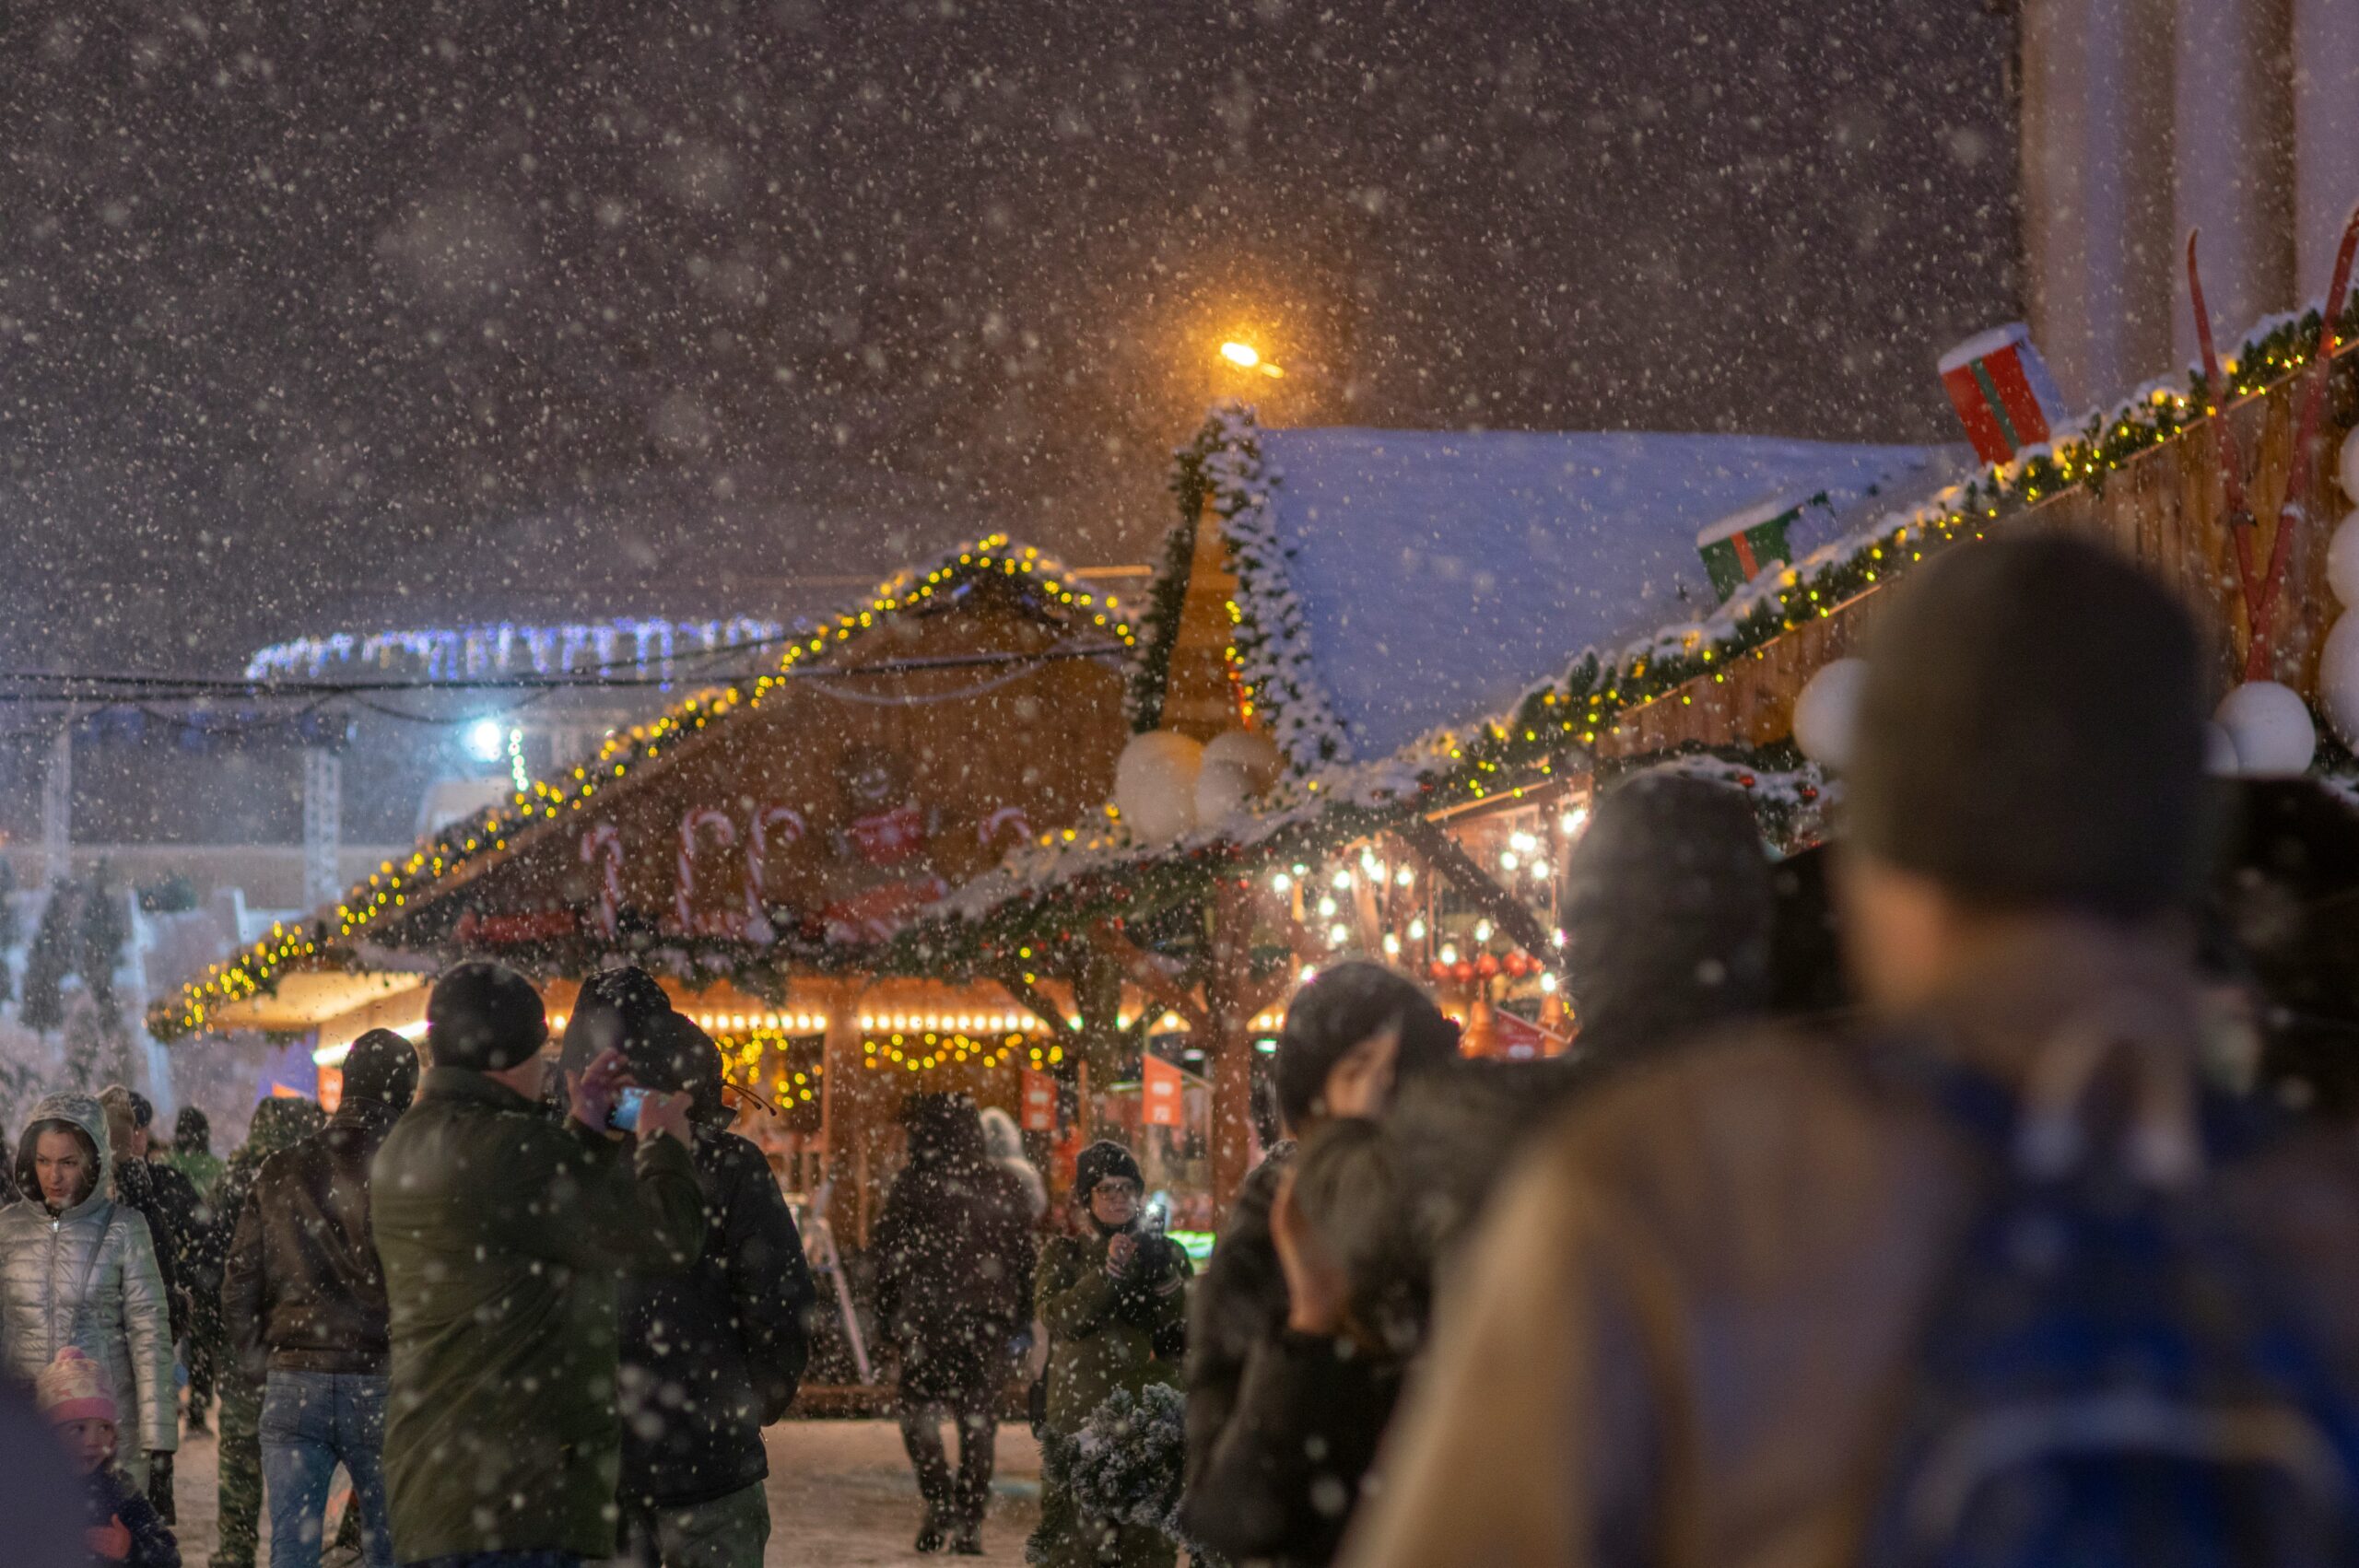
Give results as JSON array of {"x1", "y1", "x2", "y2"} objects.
[
  {"x1": 676, "y1": 808, "x2": 737, "y2": 933},
  {"x1": 746, "y1": 804, "x2": 806, "y2": 928},
  {"x1": 978, "y1": 804, "x2": 1033, "y2": 850},
  {"x1": 580, "y1": 825, "x2": 623, "y2": 938}
]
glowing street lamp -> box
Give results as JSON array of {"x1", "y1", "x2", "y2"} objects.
[{"x1": 1219, "y1": 341, "x2": 1285, "y2": 378}]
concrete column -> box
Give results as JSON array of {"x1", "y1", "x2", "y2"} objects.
[
  {"x1": 2021, "y1": 0, "x2": 2178, "y2": 405},
  {"x1": 302, "y1": 747, "x2": 343, "y2": 912},
  {"x1": 2176, "y1": 0, "x2": 2296, "y2": 366},
  {"x1": 2294, "y1": 0, "x2": 2359, "y2": 292},
  {"x1": 41, "y1": 722, "x2": 70, "y2": 890}
]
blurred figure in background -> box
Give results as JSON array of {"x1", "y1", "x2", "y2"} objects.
[
  {"x1": 165, "y1": 1107, "x2": 227, "y2": 1437},
  {"x1": 163, "y1": 1108, "x2": 223, "y2": 1199},
  {"x1": 97, "y1": 1087, "x2": 196, "y2": 1525},
  {"x1": 1185, "y1": 1117, "x2": 1422, "y2": 1568},
  {"x1": 221, "y1": 1031, "x2": 418, "y2": 1568},
  {"x1": 614, "y1": 1011, "x2": 815, "y2": 1568},
  {"x1": 1344, "y1": 537, "x2": 2359, "y2": 1568},
  {"x1": 204, "y1": 1094, "x2": 324, "y2": 1568},
  {"x1": 874, "y1": 1092, "x2": 1036, "y2": 1555},
  {"x1": 1182, "y1": 963, "x2": 1458, "y2": 1528},
  {"x1": 0, "y1": 1094, "x2": 178, "y2": 1499},
  {"x1": 978, "y1": 1105, "x2": 1048, "y2": 1224},
  {"x1": 0, "y1": 1369, "x2": 86, "y2": 1568}
]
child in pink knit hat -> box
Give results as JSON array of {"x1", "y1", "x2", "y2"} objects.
[{"x1": 36, "y1": 1349, "x2": 178, "y2": 1567}]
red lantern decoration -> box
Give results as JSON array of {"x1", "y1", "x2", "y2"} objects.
[
  {"x1": 1476, "y1": 953, "x2": 1500, "y2": 978},
  {"x1": 1452, "y1": 960, "x2": 1476, "y2": 984}
]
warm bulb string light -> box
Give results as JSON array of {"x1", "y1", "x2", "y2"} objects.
[{"x1": 156, "y1": 534, "x2": 1137, "y2": 1041}]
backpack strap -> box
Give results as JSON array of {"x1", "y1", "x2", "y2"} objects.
[{"x1": 1855, "y1": 1025, "x2": 2291, "y2": 1181}]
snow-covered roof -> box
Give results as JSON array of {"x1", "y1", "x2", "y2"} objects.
[{"x1": 1188, "y1": 408, "x2": 1963, "y2": 767}]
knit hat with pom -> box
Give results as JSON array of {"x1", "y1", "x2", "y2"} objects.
[{"x1": 35, "y1": 1348, "x2": 115, "y2": 1427}]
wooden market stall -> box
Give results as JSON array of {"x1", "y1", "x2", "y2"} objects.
[
  {"x1": 157, "y1": 535, "x2": 1154, "y2": 1244},
  {"x1": 904, "y1": 302, "x2": 2359, "y2": 1219}
]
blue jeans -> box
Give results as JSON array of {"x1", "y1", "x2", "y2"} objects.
[{"x1": 260, "y1": 1369, "x2": 395, "y2": 1568}]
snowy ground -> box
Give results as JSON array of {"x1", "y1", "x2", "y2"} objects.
[{"x1": 170, "y1": 1418, "x2": 1044, "y2": 1566}]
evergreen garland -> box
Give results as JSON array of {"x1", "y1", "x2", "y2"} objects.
[
  {"x1": 1062, "y1": 1383, "x2": 1191, "y2": 1538},
  {"x1": 1122, "y1": 519, "x2": 1197, "y2": 734}
]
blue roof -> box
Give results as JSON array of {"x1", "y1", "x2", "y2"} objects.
[{"x1": 1250, "y1": 426, "x2": 1954, "y2": 760}]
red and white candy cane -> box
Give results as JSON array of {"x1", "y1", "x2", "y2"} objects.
[
  {"x1": 677, "y1": 807, "x2": 737, "y2": 933},
  {"x1": 978, "y1": 803, "x2": 1033, "y2": 849},
  {"x1": 746, "y1": 804, "x2": 806, "y2": 927},
  {"x1": 580, "y1": 825, "x2": 624, "y2": 938}
]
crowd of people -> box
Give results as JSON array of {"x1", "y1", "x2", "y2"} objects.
[
  {"x1": 3, "y1": 532, "x2": 2359, "y2": 1568},
  {"x1": 0, "y1": 955, "x2": 819, "y2": 1568}
]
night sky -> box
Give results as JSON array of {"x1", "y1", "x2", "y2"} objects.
[{"x1": 0, "y1": 0, "x2": 2017, "y2": 677}]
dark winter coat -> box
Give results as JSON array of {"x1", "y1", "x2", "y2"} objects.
[
  {"x1": 106, "y1": 1157, "x2": 183, "y2": 1346},
  {"x1": 874, "y1": 1099, "x2": 1039, "y2": 1400},
  {"x1": 203, "y1": 1101, "x2": 326, "y2": 1297},
  {"x1": 1183, "y1": 1329, "x2": 1406, "y2": 1567},
  {"x1": 618, "y1": 1124, "x2": 816, "y2": 1511},
  {"x1": 1181, "y1": 1145, "x2": 1290, "y2": 1501},
  {"x1": 140, "y1": 1158, "x2": 209, "y2": 1339},
  {"x1": 219, "y1": 1098, "x2": 402, "y2": 1381},
  {"x1": 1342, "y1": 923, "x2": 2359, "y2": 1568},
  {"x1": 1037, "y1": 1226, "x2": 1191, "y2": 1435},
  {"x1": 82, "y1": 1460, "x2": 181, "y2": 1568},
  {"x1": 371, "y1": 1067, "x2": 706, "y2": 1562}
]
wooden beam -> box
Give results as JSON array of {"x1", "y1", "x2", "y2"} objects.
[
  {"x1": 1089, "y1": 925, "x2": 1215, "y2": 1036},
  {"x1": 1395, "y1": 816, "x2": 1558, "y2": 960}
]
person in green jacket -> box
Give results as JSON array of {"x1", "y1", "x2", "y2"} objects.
[
  {"x1": 371, "y1": 960, "x2": 707, "y2": 1567},
  {"x1": 1030, "y1": 1141, "x2": 1192, "y2": 1568}
]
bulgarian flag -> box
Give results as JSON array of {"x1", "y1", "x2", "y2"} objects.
[
  {"x1": 1939, "y1": 322, "x2": 2071, "y2": 464},
  {"x1": 1697, "y1": 498, "x2": 1802, "y2": 603}
]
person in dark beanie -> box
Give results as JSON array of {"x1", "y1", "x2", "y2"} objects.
[
  {"x1": 165, "y1": 1107, "x2": 223, "y2": 1199},
  {"x1": 220, "y1": 1029, "x2": 418, "y2": 1568},
  {"x1": 874, "y1": 1092, "x2": 1036, "y2": 1555},
  {"x1": 613, "y1": 1011, "x2": 815, "y2": 1568},
  {"x1": 553, "y1": 964, "x2": 677, "y2": 1115},
  {"x1": 1183, "y1": 963, "x2": 1455, "y2": 1527},
  {"x1": 371, "y1": 960, "x2": 708, "y2": 1567},
  {"x1": 1559, "y1": 770, "x2": 1775, "y2": 1060},
  {"x1": 1030, "y1": 1138, "x2": 1192, "y2": 1568},
  {"x1": 1341, "y1": 536, "x2": 2359, "y2": 1568}
]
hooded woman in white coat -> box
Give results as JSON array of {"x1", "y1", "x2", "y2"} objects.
[{"x1": 0, "y1": 1092, "x2": 177, "y2": 1493}]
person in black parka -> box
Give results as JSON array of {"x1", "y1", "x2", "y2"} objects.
[
  {"x1": 616, "y1": 1009, "x2": 816, "y2": 1568},
  {"x1": 874, "y1": 1092, "x2": 1039, "y2": 1556}
]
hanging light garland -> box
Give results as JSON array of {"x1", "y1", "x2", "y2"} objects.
[{"x1": 157, "y1": 535, "x2": 1136, "y2": 1040}]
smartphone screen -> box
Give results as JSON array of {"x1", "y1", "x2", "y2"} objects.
[{"x1": 609, "y1": 1085, "x2": 651, "y2": 1133}]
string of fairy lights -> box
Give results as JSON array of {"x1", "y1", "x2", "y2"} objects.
[{"x1": 158, "y1": 536, "x2": 1136, "y2": 1038}]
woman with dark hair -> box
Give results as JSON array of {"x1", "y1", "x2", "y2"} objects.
[
  {"x1": 0, "y1": 1093, "x2": 177, "y2": 1497},
  {"x1": 1184, "y1": 962, "x2": 1459, "y2": 1530},
  {"x1": 1185, "y1": 1117, "x2": 1424, "y2": 1567}
]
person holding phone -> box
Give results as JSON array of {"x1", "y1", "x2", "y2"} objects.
[
  {"x1": 372, "y1": 960, "x2": 708, "y2": 1568},
  {"x1": 1028, "y1": 1141, "x2": 1191, "y2": 1568}
]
